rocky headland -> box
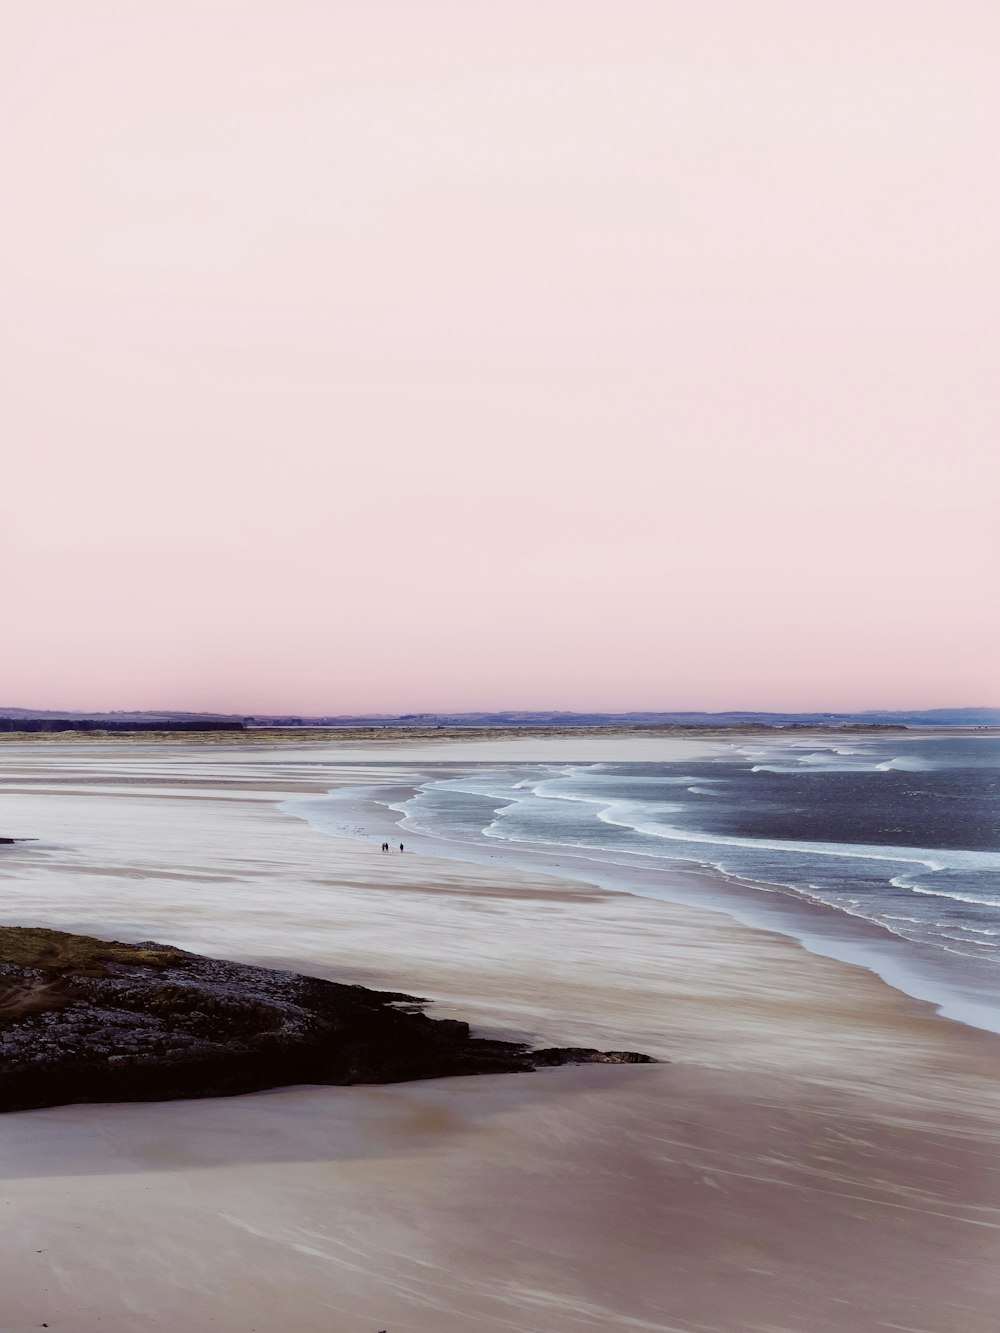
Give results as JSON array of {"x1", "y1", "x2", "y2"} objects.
[{"x1": 0, "y1": 927, "x2": 653, "y2": 1113}]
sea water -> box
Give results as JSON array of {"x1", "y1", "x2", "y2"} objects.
[{"x1": 287, "y1": 735, "x2": 1000, "y2": 1032}]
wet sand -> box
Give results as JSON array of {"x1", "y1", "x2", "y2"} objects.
[{"x1": 2, "y1": 738, "x2": 1000, "y2": 1331}]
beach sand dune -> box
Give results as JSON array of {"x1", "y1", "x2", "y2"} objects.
[{"x1": 2, "y1": 739, "x2": 1000, "y2": 1331}]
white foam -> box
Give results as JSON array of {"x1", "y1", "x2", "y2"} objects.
[
  {"x1": 910, "y1": 886, "x2": 1000, "y2": 909},
  {"x1": 875, "y1": 756, "x2": 937, "y2": 772}
]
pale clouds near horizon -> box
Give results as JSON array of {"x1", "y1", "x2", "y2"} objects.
[{"x1": 2, "y1": 1, "x2": 997, "y2": 713}]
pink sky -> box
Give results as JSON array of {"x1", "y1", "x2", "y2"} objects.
[{"x1": 3, "y1": 1, "x2": 997, "y2": 714}]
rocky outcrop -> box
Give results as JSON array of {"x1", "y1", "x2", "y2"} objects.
[{"x1": 0, "y1": 929, "x2": 653, "y2": 1113}]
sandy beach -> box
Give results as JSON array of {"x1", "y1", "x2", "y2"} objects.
[{"x1": 2, "y1": 736, "x2": 1000, "y2": 1332}]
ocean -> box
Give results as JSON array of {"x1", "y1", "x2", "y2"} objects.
[{"x1": 287, "y1": 734, "x2": 1000, "y2": 1034}]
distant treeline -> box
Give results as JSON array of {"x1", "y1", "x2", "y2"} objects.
[{"x1": 0, "y1": 718, "x2": 246, "y2": 733}]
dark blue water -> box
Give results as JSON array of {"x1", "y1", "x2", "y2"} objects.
[{"x1": 393, "y1": 737, "x2": 1000, "y2": 963}]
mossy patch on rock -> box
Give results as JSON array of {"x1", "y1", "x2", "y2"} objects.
[{"x1": 0, "y1": 925, "x2": 182, "y2": 976}]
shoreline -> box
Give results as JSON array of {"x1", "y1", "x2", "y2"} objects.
[
  {"x1": 3, "y1": 737, "x2": 1000, "y2": 1329},
  {"x1": 285, "y1": 764, "x2": 1000, "y2": 1039}
]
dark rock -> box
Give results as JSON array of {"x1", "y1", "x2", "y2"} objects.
[{"x1": 0, "y1": 929, "x2": 654, "y2": 1112}]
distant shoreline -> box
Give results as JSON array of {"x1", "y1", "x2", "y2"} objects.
[
  {"x1": 3, "y1": 705, "x2": 999, "y2": 737},
  {"x1": 2, "y1": 723, "x2": 999, "y2": 748}
]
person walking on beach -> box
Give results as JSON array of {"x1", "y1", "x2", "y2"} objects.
[{"x1": 399, "y1": 842, "x2": 404, "y2": 853}]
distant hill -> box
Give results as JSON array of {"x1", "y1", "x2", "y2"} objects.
[
  {"x1": 243, "y1": 708, "x2": 1000, "y2": 729},
  {"x1": 2, "y1": 706, "x2": 997, "y2": 733}
]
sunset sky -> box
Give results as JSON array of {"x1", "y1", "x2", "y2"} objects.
[{"x1": 3, "y1": 1, "x2": 997, "y2": 714}]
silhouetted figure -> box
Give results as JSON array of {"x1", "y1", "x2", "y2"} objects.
[{"x1": 399, "y1": 842, "x2": 404, "y2": 852}]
